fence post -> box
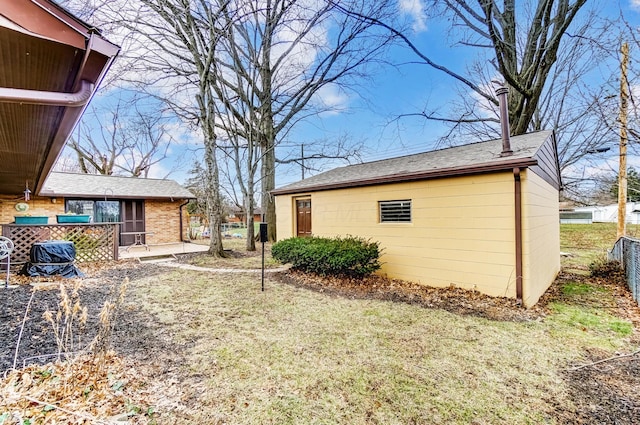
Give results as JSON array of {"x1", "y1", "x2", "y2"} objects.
[
  {"x1": 632, "y1": 241, "x2": 640, "y2": 305},
  {"x1": 629, "y1": 241, "x2": 636, "y2": 299}
]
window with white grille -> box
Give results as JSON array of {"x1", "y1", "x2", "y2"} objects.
[{"x1": 379, "y1": 200, "x2": 411, "y2": 223}]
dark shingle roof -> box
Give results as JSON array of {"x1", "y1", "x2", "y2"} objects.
[
  {"x1": 40, "y1": 172, "x2": 194, "y2": 200},
  {"x1": 273, "y1": 131, "x2": 554, "y2": 195}
]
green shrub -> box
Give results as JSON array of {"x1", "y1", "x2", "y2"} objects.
[{"x1": 272, "y1": 236, "x2": 381, "y2": 278}]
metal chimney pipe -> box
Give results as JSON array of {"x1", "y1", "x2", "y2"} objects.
[{"x1": 496, "y1": 86, "x2": 513, "y2": 156}]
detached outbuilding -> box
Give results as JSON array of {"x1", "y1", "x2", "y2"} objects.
[{"x1": 272, "y1": 130, "x2": 562, "y2": 307}]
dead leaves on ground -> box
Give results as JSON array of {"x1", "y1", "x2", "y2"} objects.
[
  {"x1": 1, "y1": 352, "x2": 155, "y2": 424},
  {"x1": 280, "y1": 270, "x2": 550, "y2": 322}
]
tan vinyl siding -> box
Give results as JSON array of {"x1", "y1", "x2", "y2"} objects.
[
  {"x1": 521, "y1": 170, "x2": 560, "y2": 307},
  {"x1": 276, "y1": 172, "x2": 518, "y2": 299}
]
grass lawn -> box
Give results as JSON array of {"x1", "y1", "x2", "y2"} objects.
[
  {"x1": 560, "y1": 222, "x2": 640, "y2": 272},
  {"x1": 118, "y1": 224, "x2": 639, "y2": 424},
  {"x1": 189, "y1": 237, "x2": 280, "y2": 269}
]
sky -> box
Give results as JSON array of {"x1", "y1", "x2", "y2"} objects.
[{"x1": 57, "y1": 0, "x2": 640, "y2": 198}]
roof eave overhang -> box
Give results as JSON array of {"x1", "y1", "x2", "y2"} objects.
[
  {"x1": 0, "y1": 0, "x2": 120, "y2": 196},
  {"x1": 271, "y1": 157, "x2": 538, "y2": 196},
  {"x1": 38, "y1": 192, "x2": 195, "y2": 201},
  {"x1": 35, "y1": 35, "x2": 119, "y2": 194}
]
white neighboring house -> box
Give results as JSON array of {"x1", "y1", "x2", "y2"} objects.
[{"x1": 574, "y1": 203, "x2": 640, "y2": 224}]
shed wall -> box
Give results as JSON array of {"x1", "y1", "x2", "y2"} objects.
[
  {"x1": 521, "y1": 170, "x2": 560, "y2": 307},
  {"x1": 276, "y1": 172, "x2": 518, "y2": 298}
]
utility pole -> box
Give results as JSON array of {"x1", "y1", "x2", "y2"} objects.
[
  {"x1": 301, "y1": 144, "x2": 305, "y2": 179},
  {"x1": 618, "y1": 42, "x2": 629, "y2": 240}
]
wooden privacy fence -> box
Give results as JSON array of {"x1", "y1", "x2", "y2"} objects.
[{"x1": 1, "y1": 223, "x2": 120, "y2": 265}]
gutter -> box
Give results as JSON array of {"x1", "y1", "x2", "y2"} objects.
[
  {"x1": 0, "y1": 80, "x2": 94, "y2": 107},
  {"x1": 514, "y1": 167, "x2": 523, "y2": 304}
]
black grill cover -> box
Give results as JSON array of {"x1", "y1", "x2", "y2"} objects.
[
  {"x1": 20, "y1": 263, "x2": 84, "y2": 278},
  {"x1": 30, "y1": 241, "x2": 76, "y2": 263},
  {"x1": 20, "y1": 240, "x2": 84, "y2": 278}
]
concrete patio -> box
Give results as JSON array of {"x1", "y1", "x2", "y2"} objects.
[{"x1": 118, "y1": 242, "x2": 209, "y2": 259}]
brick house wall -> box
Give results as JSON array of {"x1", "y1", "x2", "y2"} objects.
[
  {"x1": 144, "y1": 200, "x2": 188, "y2": 244},
  {"x1": 0, "y1": 195, "x2": 65, "y2": 224},
  {"x1": 1, "y1": 196, "x2": 189, "y2": 245}
]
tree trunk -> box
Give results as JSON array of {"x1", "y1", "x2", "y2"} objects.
[
  {"x1": 261, "y1": 142, "x2": 277, "y2": 242},
  {"x1": 245, "y1": 194, "x2": 256, "y2": 251},
  {"x1": 204, "y1": 135, "x2": 225, "y2": 257},
  {"x1": 260, "y1": 0, "x2": 277, "y2": 242}
]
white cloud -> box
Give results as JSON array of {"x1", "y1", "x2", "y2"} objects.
[
  {"x1": 314, "y1": 84, "x2": 349, "y2": 115},
  {"x1": 163, "y1": 121, "x2": 202, "y2": 146},
  {"x1": 399, "y1": 0, "x2": 427, "y2": 33},
  {"x1": 147, "y1": 162, "x2": 171, "y2": 179},
  {"x1": 631, "y1": 0, "x2": 640, "y2": 10}
]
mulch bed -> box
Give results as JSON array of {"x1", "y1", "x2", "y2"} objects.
[
  {"x1": 0, "y1": 261, "x2": 193, "y2": 423},
  {"x1": 0, "y1": 261, "x2": 166, "y2": 372},
  {"x1": 1, "y1": 260, "x2": 639, "y2": 424}
]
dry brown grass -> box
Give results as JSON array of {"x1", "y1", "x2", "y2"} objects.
[
  {"x1": 560, "y1": 223, "x2": 640, "y2": 271},
  {"x1": 187, "y1": 239, "x2": 280, "y2": 269},
  {"x1": 127, "y1": 268, "x2": 635, "y2": 424}
]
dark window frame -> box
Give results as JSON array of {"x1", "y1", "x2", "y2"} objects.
[
  {"x1": 64, "y1": 199, "x2": 122, "y2": 223},
  {"x1": 379, "y1": 199, "x2": 412, "y2": 223}
]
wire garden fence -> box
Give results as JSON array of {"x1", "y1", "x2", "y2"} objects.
[{"x1": 609, "y1": 236, "x2": 640, "y2": 306}]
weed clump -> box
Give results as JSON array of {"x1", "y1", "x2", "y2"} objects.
[
  {"x1": 589, "y1": 258, "x2": 624, "y2": 279},
  {"x1": 272, "y1": 235, "x2": 381, "y2": 278}
]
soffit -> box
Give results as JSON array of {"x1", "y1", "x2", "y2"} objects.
[{"x1": 0, "y1": 0, "x2": 119, "y2": 197}]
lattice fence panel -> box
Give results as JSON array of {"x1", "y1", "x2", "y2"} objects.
[{"x1": 1, "y1": 224, "x2": 119, "y2": 265}]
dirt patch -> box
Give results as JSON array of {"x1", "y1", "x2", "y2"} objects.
[
  {"x1": 554, "y1": 347, "x2": 640, "y2": 424},
  {"x1": 174, "y1": 247, "x2": 279, "y2": 269}
]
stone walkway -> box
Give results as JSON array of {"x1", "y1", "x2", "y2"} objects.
[
  {"x1": 118, "y1": 242, "x2": 209, "y2": 260},
  {"x1": 120, "y1": 241, "x2": 290, "y2": 274},
  {"x1": 154, "y1": 261, "x2": 290, "y2": 274}
]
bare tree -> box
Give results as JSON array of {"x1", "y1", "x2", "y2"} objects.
[
  {"x1": 64, "y1": 0, "x2": 402, "y2": 246},
  {"x1": 211, "y1": 0, "x2": 400, "y2": 241},
  {"x1": 621, "y1": 16, "x2": 640, "y2": 147},
  {"x1": 277, "y1": 135, "x2": 364, "y2": 179},
  {"x1": 335, "y1": 0, "x2": 621, "y2": 201},
  {"x1": 65, "y1": 98, "x2": 174, "y2": 177},
  {"x1": 335, "y1": 1, "x2": 596, "y2": 131},
  {"x1": 184, "y1": 161, "x2": 209, "y2": 219},
  {"x1": 215, "y1": 61, "x2": 263, "y2": 251},
  {"x1": 100, "y1": 0, "x2": 230, "y2": 256},
  {"x1": 563, "y1": 13, "x2": 640, "y2": 201}
]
